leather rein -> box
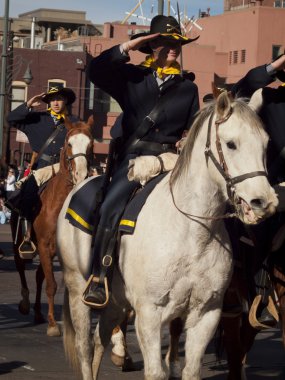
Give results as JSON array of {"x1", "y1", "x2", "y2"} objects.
[{"x1": 170, "y1": 108, "x2": 268, "y2": 221}]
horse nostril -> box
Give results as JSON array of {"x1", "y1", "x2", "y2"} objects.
[{"x1": 250, "y1": 198, "x2": 267, "y2": 210}]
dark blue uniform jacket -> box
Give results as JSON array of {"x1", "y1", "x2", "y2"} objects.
[
  {"x1": 7, "y1": 103, "x2": 78, "y2": 168},
  {"x1": 232, "y1": 64, "x2": 285, "y2": 184},
  {"x1": 88, "y1": 45, "x2": 200, "y2": 146}
]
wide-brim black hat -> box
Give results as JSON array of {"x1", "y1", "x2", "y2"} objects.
[
  {"x1": 131, "y1": 15, "x2": 199, "y2": 54},
  {"x1": 42, "y1": 87, "x2": 76, "y2": 105}
]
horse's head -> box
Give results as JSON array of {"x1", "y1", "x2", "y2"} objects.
[
  {"x1": 62, "y1": 116, "x2": 94, "y2": 185},
  {"x1": 208, "y1": 90, "x2": 278, "y2": 224}
]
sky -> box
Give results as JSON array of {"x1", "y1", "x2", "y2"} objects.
[{"x1": 1, "y1": 1, "x2": 224, "y2": 24}]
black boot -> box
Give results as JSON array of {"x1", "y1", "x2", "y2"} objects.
[{"x1": 83, "y1": 227, "x2": 116, "y2": 309}]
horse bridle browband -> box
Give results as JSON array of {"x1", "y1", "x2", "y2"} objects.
[{"x1": 204, "y1": 109, "x2": 267, "y2": 205}]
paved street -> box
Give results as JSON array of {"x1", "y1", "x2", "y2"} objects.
[{"x1": 1, "y1": 223, "x2": 285, "y2": 379}]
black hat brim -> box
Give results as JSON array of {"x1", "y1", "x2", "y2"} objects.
[
  {"x1": 130, "y1": 32, "x2": 200, "y2": 54},
  {"x1": 42, "y1": 88, "x2": 76, "y2": 105}
]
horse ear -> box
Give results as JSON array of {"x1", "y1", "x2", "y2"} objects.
[
  {"x1": 212, "y1": 83, "x2": 223, "y2": 99},
  {"x1": 248, "y1": 88, "x2": 263, "y2": 113},
  {"x1": 211, "y1": 83, "x2": 230, "y2": 100},
  {"x1": 87, "y1": 115, "x2": 94, "y2": 128},
  {"x1": 215, "y1": 91, "x2": 232, "y2": 119}
]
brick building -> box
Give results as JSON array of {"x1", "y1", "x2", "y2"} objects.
[{"x1": 1, "y1": 3, "x2": 285, "y2": 166}]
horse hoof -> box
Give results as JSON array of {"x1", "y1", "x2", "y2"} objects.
[
  {"x1": 18, "y1": 300, "x2": 30, "y2": 315},
  {"x1": 111, "y1": 352, "x2": 125, "y2": 367},
  {"x1": 47, "y1": 325, "x2": 61, "y2": 337}
]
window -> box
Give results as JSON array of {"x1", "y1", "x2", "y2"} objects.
[
  {"x1": 229, "y1": 51, "x2": 232, "y2": 65},
  {"x1": 274, "y1": 0, "x2": 281, "y2": 7},
  {"x1": 272, "y1": 45, "x2": 282, "y2": 61},
  {"x1": 11, "y1": 82, "x2": 26, "y2": 110},
  {"x1": 241, "y1": 49, "x2": 246, "y2": 63},
  {"x1": 233, "y1": 50, "x2": 238, "y2": 64}
]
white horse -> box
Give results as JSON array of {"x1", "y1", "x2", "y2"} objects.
[{"x1": 57, "y1": 90, "x2": 278, "y2": 380}]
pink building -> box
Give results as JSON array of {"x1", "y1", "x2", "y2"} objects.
[{"x1": 78, "y1": 2, "x2": 285, "y2": 158}]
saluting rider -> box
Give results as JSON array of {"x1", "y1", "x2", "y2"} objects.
[{"x1": 7, "y1": 86, "x2": 78, "y2": 253}]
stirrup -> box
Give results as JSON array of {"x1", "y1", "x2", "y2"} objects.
[
  {"x1": 18, "y1": 238, "x2": 37, "y2": 260},
  {"x1": 82, "y1": 274, "x2": 110, "y2": 309},
  {"x1": 249, "y1": 294, "x2": 279, "y2": 330}
]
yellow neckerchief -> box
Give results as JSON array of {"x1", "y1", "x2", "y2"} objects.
[
  {"x1": 47, "y1": 107, "x2": 66, "y2": 120},
  {"x1": 140, "y1": 54, "x2": 181, "y2": 79}
]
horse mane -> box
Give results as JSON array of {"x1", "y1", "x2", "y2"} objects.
[
  {"x1": 170, "y1": 97, "x2": 264, "y2": 187},
  {"x1": 170, "y1": 102, "x2": 214, "y2": 186}
]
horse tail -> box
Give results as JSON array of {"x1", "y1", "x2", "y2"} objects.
[{"x1": 62, "y1": 287, "x2": 80, "y2": 372}]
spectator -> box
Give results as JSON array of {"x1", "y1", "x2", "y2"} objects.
[
  {"x1": 0, "y1": 196, "x2": 11, "y2": 224},
  {"x1": 4, "y1": 167, "x2": 16, "y2": 199}
]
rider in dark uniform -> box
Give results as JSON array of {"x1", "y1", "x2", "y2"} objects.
[
  {"x1": 230, "y1": 54, "x2": 285, "y2": 328},
  {"x1": 83, "y1": 15, "x2": 200, "y2": 308},
  {"x1": 7, "y1": 86, "x2": 77, "y2": 253}
]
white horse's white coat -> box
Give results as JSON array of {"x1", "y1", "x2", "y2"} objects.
[{"x1": 57, "y1": 91, "x2": 278, "y2": 380}]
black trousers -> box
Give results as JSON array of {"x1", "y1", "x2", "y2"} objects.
[
  {"x1": 98, "y1": 154, "x2": 139, "y2": 231},
  {"x1": 20, "y1": 175, "x2": 40, "y2": 221}
]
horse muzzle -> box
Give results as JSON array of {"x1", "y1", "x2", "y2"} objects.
[{"x1": 234, "y1": 188, "x2": 278, "y2": 225}]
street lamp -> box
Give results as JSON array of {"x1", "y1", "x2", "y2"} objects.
[{"x1": 22, "y1": 63, "x2": 33, "y2": 85}]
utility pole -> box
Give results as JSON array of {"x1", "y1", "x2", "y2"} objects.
[
  {"x1": 158, "y1": 0, "x2": 164, "y2": 15},
  {"x1": 0, "y1": 0, "x2": 9, "y2": 161}
]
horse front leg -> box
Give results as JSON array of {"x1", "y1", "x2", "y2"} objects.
[
  {"x1": 165, "y1": 317, "x2": 183, "y2": 379},
  {"x1": 110, "y1": 311, "x2": 135, "y2": 371},
  {"x1": 33, "y1": 263, "x2": 46, "y2": 324},
  {"x1": 13, "y1": 250, "x2": 31, "y2": 315},
  {"x1": 135, "y1": 304, "x2": 166, "y2": 380},
  {"x1": 37, "y1": 239, "x2": 60, "y2": 337},
  {"x1": 183, "y1": 307, "x2": 221, "y2": 380},
  {"x1": 221, "y1": 315, "x2": 245, "y2": 380}
]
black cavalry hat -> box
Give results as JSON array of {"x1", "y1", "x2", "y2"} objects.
[
  {"x1": 131, "y1": 15, "x2": 199, "y2": 54},
  {"x1": 42, "y1": 86, "x2": 76, "y2": 105}
]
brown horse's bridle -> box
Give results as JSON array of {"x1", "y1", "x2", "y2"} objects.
[{"x1": 204, "y1": 109, "x2": 267, "y2": 206}]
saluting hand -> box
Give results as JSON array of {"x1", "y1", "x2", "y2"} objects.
[
  {"x1": 121, "y1": 33, "x2": 160, "y2": 53},
  {"x1": 26, "y1": 93, "x2": 46, "y2": 109}
]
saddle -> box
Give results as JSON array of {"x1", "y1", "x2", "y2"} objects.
[{"x1": 66, "y1": 153, "x2": 177, "y2": 236}]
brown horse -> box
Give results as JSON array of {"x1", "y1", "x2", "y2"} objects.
[{"x1": 10, "y1": 116, "x2": 94, "y2": 336}]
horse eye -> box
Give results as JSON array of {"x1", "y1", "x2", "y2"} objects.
[
  {"x1": 68, "y1": 143, "x2": 72, "y2": 148},
  {"x1": 226, "y1": 141, "x2": 236, "y2": 150}
]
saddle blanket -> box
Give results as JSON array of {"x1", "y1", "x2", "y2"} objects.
[
  {"x1": 65, "y1": 176, "x2": 104, "y2": 235},
  {"x1": 119, "y1": 173, "x2": 167, "y2": 235},
  {"x1": 65, "y1": 173, "x2": 167, "y2": 236}
]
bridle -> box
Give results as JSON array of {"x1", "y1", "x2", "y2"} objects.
[
  {"x1": 170, "y1": 107, "x2": 268, "y2": 221},
  {"x1": 204, "y1": 109, "x2": 267, "y2": 206},
  {"x1": 66, "y1": 152, "x2": 89, "y2": 174},
  {"x1": 63, "y1": 131, "x2": 92, "y2": 183}
]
